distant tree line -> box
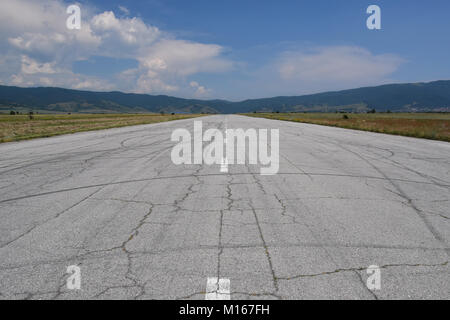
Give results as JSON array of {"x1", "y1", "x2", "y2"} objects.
[{"x1": 8, "y1": 110, "x2": 37, "y2": 119}]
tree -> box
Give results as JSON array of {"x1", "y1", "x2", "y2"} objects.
[{"x1": 10, "y1": 111, "x2": 16, "y2": 115}]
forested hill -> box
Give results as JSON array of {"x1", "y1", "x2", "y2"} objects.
[{"x1": 1, "y1": 80, "x2": 449, "y2": 114}]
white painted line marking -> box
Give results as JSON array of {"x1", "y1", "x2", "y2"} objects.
[
  {"x1": 205, "y1": 277, "x2": 231, "y2": 300},
  {"x1": 220, "y1": 157, "x2": 228, "y2": 173},
  {"x1": 220, "y1": 117, "x2": 229, "y2": 173}
]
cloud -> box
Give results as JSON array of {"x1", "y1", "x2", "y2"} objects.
[
  {"x1": 277, "y1": 46, "x2": 404, "y2": 87},
  {"x1": 0, "y1": 0, "x2": 233, "y2": 95},
  {"x1": 190, "y1": 81, "x2": 211, "y2": 97},
  {"x1": 130, "y1": 39, "x2": 232, "y2": 94},
  {"x1": 139, "y1": 40, "x2": 233, "y2": 77},
  {"x1": 91, "y1": 11, "x2": 160, "y2": 47},
  {"x1": 20, "y1": 55, "x2": 58, "y2": 75},
  {"x1": 220, "y1": 45, "x2": 405, "y2": 100},
  {"x1": 118, "y1": 6, "x2": 130, "y2": 16},
  {"x1": 0, "y1": 1, "x2": 404, "y2": 99}
]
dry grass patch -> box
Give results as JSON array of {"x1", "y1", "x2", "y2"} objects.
[
  {"x1": 244, "y1": 113, "x2": 450, "y2": 142},
  {"x1": 0, "y1": 114, "x2": 205, "y2": 143}
]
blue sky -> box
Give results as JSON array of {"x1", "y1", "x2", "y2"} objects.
[{"x1": 0, "y1": 0, "x2": 449, "y2": 100}]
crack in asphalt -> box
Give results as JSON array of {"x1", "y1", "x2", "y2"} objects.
[
  {"x1": 2, "y1": 172, "x2": 448, "y2": 205},
  {"x1": 277, "y1": 261, "x2": 448, "y2": 280},
  {"x1": 0, "y1": 188, "x2": 102, "y2": 250},
  {"x1": 250, "y1": 207, "x2": 279, "y2": 292},
  {"x1": 338, "y1": 144, "x2": 450, "y2": 257},
  {"x1": 273, "y1": 194, "x2": 298, "y2": 224},
  {"x1": 1, "y1": 115, "x2": 449, "y2": 300}
]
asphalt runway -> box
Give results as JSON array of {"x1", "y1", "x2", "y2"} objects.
[{"x1": 0, "y1": 115, "x2": 448, "y2": 299}]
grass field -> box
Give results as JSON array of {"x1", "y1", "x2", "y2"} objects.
[
  {"x1": 0, "y1": 113, "x2": 204, "y2": 143},
  {"x1": 244, "y1": 113, "x2": 450, "y2": 142}
]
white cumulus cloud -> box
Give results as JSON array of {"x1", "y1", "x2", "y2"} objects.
[
  {"x1": 0, "y1": 1, "x2": 404, "y2": 99},
  {"x1": 190, "y1": 81, "x2": 211, "y2": 97},
  {"x1": 0, "y1": 0, "x2": 234, "y2": 95}
]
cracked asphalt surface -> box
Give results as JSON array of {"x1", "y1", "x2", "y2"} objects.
[{"x1": 0, "y1": 114, "x2": 449, "y2": 300}]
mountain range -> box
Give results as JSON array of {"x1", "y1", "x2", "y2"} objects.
[{"x1": 1, "y1": 80, "x2": 450, "y2": 114}]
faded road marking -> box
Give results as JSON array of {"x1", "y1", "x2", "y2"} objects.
[
  {"x1": 220, "y1": 157, "x2": 228, "y2": 173},
  {"x1": 205, "y1": 277, "x2": 231, "y2": 300},
  {"x1": 220, "y1": 117, "x2": 229, "y2": 173}
]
